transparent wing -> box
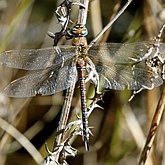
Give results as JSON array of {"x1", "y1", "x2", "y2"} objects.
[
  {"x1": 2, "y1": 41, "x2": 165, "y2": 71},
  {"x1": 96, "y1": 64, "x2": 163, "y2": 90},
  {"x1": 88, "y1": 41, "x2": 165, "y2": 64},
  {"x1": 2, "y1": 61, "x2": 77, "y2": 97},
  {"x1": 0, "y1": 46, "x2": 76, "y2": 70},
  {"x1": 88, "y1": 41, "x2": 164, "y2": 90}
]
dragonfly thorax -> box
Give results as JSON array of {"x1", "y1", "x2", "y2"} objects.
[
  {"x1": 72, "y1": 37, "x2": 88, "y2": 57},
  {"x1": 76, "y1": 58, "x2": 86, "y2": 68}
]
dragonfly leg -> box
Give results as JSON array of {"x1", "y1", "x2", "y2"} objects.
[
  {"x1": 49, "y1": 0, "x2": 87, "y2": 45},
  {"x1": 128, "y1": 88, "x2": 143, "y2": 101},
  {"x1": 129, "y1": 24, "x2": 165, "y2": 65},
  {"x1": 53, "y1": 46, "x2": 65, "y2": 68},
  {"x1": 128, "y1": 82, "x2": 155, "y2": 101},
  {"x1": 86, "y1": 58, "x2": 102, "y2": 94}
]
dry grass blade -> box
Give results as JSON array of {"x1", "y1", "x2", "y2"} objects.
[
  {"x1": 139, "y1": 85, "x2": 165, "y2": 165},
  {"x1": 89, "y1": 0, "x2": 133, "y2": 47},
  {"x1": 0, "y1": 117, "x2": 43, "y2": 164},
  {"x1": 0, "y1": 0, "x2": 34, "y2": 50},
  {"x1": 100, "y1": 0, "x2": 121, "y2": 43}
]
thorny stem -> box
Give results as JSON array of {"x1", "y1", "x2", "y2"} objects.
[
  {"x1": 54, "y1": 0, "x2": 90, "y2": 155},
  {"x1": 55, "y1": 79, "x2": 76, "y2": 147},
  {"x1": 89, "y1": 0, "x2": 133, "y2": 47},
  {"x1": 77, "y1": 0, "x2": 89, "y2": 25},
  {"x1": 139, "y1": 85, "x2": 165, "y2": 165}
]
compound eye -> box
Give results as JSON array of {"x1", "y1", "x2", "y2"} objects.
[{"x1": 81, "y1": 26, "x2": 88, "y2": 36}]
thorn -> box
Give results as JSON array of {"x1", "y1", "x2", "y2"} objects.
[
  {"x1": 88, "y1": 127, "x2": 94, "y2": 136},
  {"x1": 45, "y1": 142, "x2": 53, "y2": 155},
  {"x1": 96, "y1": 104, "x2": 104, "y2": 110},
  {"x1": 83, "y1": 136, "x2": 89, "y2": 151},
  {"x1": 128, "y1": 94, "x2": 134, "y2": 102}
]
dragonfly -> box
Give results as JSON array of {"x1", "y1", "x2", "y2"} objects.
[{"x1": 0, "y1": 24, "x2": 165, "y2": 150}]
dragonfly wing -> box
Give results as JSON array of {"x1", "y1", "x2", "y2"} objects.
[
  {"x1": 96, "y1": 64, "x2": 163, "y2": 90},
  {"x1": 2, "y1": 61, "x2": 77, "y2": 97},
  {"x1": 0, "y1": 46, "x2": 76, "y2": 70},
  {"x1": 89, "y1": 42, "x2": 165, "y2": 64},
  {"x1": 37, "y1": 62, "x2": 77, "y2": 96}
]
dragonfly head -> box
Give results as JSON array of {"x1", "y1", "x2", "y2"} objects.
[{"x1": 67, "y1": 24, "x2": 88, "y2": 38}]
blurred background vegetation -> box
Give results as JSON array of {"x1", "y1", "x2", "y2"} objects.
[{"x1": 0, "y1": 0, "x2": 165, "y2": 164}]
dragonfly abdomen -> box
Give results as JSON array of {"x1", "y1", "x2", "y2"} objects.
[{"x1": 76, "y1": 58, "x2": 89, "y2": 150}]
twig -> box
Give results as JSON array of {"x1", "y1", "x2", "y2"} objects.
[
  {"x1": 89, "y1": 0, "x2": 133, "y2": 47},
  {"x1": 55, "y1": 0, "x2": 90, "y2": 144},
  {"x1": 139, "y1": 85, "x2": 165, "y2": 165},
  {"x1": 51, "y1": 0, "x2": 90, "y2": 161},
  {"x1": 77, "y1": 0, "x2": 89, "y2": 25},
  {"x1": 55, "y1": 79, "x2": 76, "y2": 147}
]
